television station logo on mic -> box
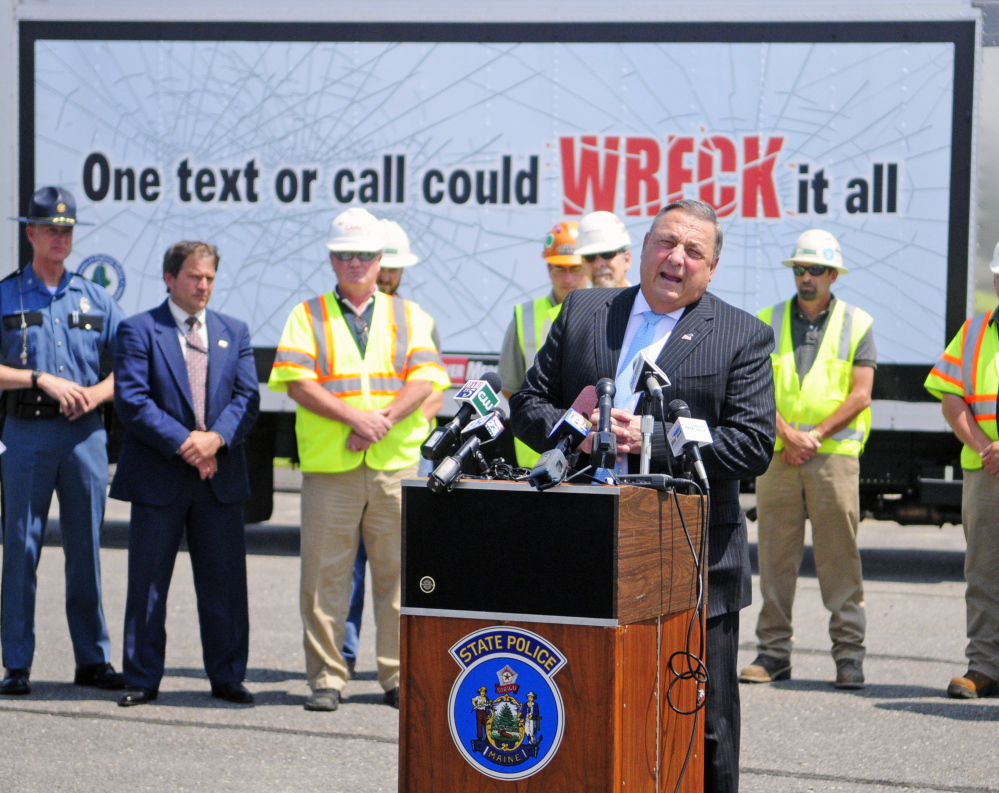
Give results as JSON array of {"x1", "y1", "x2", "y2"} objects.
[
  {"x1": 448, "y1": 626, "x2": 566, "y2": 781},
  {"x1": 453, "y1": 379, "x2": 501, "y2": 416}
]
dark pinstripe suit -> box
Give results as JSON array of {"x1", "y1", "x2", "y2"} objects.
[{"x1": 511, "y1": 285, "x2": 776, "y2": 792}]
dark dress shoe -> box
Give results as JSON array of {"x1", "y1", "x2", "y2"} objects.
[
  {"x1": 1, "y1": 668, "x2": 30, "y2": 695},
  {"x1": 75, "y1": 663, "x2": 126, "y2": 690},
  {"x1": 118, "y1": 688, "x2": 158, "y2": 707},
  {"x1": 210, "y1": 681, "x2": 254, "y2": 704}
]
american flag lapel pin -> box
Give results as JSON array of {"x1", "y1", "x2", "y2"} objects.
[{"x1": 682, "y1": 333, "x2": 693, "y2": 340}]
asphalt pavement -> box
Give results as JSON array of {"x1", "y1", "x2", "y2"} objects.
[{"x1": 0, "y1": 486, "x2": 994, "y2": 793}]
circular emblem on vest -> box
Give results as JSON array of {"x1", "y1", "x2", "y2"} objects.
[
  {"x1": 448, "y1": 626, "x2": 566, "y2": 781},
  {"x1": 76, "y1": 254, "x2": 126, "y2": 301},
  {"x1": 419, "y1": 576, "x2": 436, "y2": 594}
]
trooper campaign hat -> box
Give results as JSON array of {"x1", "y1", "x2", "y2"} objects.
[{"x1": 10, "y1": 185, "x2": 94, "y2": 226}]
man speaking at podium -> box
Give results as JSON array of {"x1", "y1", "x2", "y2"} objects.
[{"x1": 510, "y1": 199, "x2": 775, "y2": 793}]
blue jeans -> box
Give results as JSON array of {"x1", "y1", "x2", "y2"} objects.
[{"x1": 341, "y1": 538, "x2": 367, "y2": 665}]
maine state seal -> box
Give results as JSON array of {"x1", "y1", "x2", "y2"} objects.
[
  {"x1": 76, "y1": 254, "x2": 126, "y2": 301},
  {"x1": 447, "y1": 626, "x2": 566, "y2": 780}
]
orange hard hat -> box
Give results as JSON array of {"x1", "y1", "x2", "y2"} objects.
[{"x1": 542, "y1": 221, "x2": 582, "y2": 266}]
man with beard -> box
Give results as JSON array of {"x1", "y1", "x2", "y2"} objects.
[{"x1": 741, "y1": 229, "x2": 876, "y2": 690}]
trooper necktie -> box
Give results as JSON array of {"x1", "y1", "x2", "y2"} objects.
[
  {"x1": 185, "y1": 316, "x2": 207, "y2": 431},
  {"x1": 614, "y1": 310, "x2": 671, "y2": 409}
]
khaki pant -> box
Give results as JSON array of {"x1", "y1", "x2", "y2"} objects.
[
  {"x1": 299, "y1": 463, "x2": 415, "y2": 692},
  {"x1": 754, "y1": 453, "x2": 866, "y2": 664},
  {"x1": 961, "y1": 468, "x2": 999, "y2": 681}
]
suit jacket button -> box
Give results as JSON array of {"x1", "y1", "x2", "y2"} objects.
[{"x1": 34, "y1": 409, "x2": 40, "y2": 416}]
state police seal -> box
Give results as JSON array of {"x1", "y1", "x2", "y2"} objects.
[
  {"x1": 448, "y1": 626, "x2": 566, "y2": 780},
  {"x1": 76, "y1": 254, "x2": 126, "y2": 301}
]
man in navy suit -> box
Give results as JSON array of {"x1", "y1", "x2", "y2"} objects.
[
  {"x1": 512, "y1": 200, "x2": 775, "y2": 793},
  {"x1": 111, "y1": 241, "x2": 260, "y2": 706}
]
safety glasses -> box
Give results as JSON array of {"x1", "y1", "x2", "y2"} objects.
[
  {"x1": 331, "y1": 251, "x2": 379, "y2": 262},
  {"x1": 792, "y1": 264, "x2": 832, "y2": 277},
  {"x1": 582, "y1": 249, "x2": 626, "y2": 263}
]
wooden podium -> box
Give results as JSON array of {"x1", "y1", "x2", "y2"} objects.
[{"x1": 398, "y1": 479, "x2": 705, "y2": 792}]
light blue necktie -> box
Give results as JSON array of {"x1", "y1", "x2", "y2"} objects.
[{"x1": 614, "y1": 310, "x2": 670, "y2": 409}]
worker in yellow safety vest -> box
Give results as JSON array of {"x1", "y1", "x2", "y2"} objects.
[
  {"x1": 741, "y1": 229, "x2": 876, "y2": 691},
  {"x1": 924, "y1": 241, "x2": 999, "y2": 700},
  {"x1": 498, "y1": 220, "x2": 590, "y2": 467},
  {"x1": 268, "y1": 207, "x2": 449, "y2": 714}
]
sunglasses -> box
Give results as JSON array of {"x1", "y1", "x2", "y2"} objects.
[
  {"x1": 582, "y1": 249, "x2": 626, "y2": 263},
  {"x1": 331, "y1": 251, "x2": 379, "y2": 262},
  {"x1": 792, "y1": 264, "x2": 832, "y2": 277}
]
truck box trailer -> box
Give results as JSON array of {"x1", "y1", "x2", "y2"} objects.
[{"x1": 1, "y1": 1, "x2": 989, "y2": 524}]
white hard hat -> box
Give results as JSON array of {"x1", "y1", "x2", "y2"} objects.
[
  {"x1": 782, "y1": 229, "x2": 848, "y2": 273},
  {"x1": 379, "y1": 219, "x2": 419, "y2": 268},
  {"x1": 326, "y1": 207, "x2": 386, "y2": 253},
  {"x1": 574, "y1": 211, "x2": 632, "y2": 256},
  {"x1": 989, "y1": 241, "x2": 999, "y2": 274}
]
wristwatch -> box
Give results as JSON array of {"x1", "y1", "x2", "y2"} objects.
[{"x1": 30, "y1": 369, "x2": 42, "y2": 388}]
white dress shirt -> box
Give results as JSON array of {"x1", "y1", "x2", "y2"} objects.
[{"x1": 168, "y1": 298, "x2": 208, "y2": 352}]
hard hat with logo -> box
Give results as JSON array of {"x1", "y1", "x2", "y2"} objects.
[
  {"x1": 782, "y1": 229, "x2": 848, "y2": 273},
  {"x1": 574, "y1": 211, "x2": 631, "y2": 256},
  {"x1": 989, "y1": 241, "x2": 999, "y2": 275},
  {"x1": 379, "y1": 219, "x2": 419, "y2": 268},
  {"x1": 542, "y1": 221, "x2": 581, "y2": 266},
  {"x1": 326, "y1": 207, "x2": 386, "y2": 253}
]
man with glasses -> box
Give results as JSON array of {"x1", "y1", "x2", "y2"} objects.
[
  {"x1": 574, "y1": 210, "x2": 633, "y2": 289},
  {"x1": 498, "y1": 220, "x2": 589, "y2": 467},
  {"x1": 741, "y1": 229, "x2": 876, "y2": 690},
  {"x1": 269, "y1": 208, "x2": 449, "y2": 712}
]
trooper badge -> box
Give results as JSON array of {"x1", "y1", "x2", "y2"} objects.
[{"x1": 447, "y1": 626, "x2": 566, "y2": 780}]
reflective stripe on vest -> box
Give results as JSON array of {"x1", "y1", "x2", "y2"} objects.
[
  {"x1": 962, "y1": 313, "x2": 999, "y2": 421},
  {"x1": 763, "y1": 298, "x2": 872, "y2": 457},
  {"x1": 516, "y1": 296, "x2": 554, "y2": 365}
]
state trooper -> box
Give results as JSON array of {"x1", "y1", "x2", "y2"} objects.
[{"x1": 1, "y1": 186, "x2": 125, "y2": 695}]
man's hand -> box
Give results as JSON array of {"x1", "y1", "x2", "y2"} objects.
[
  {"x1": 196, "y1": 456, "x2": 218, "y2": 480},
  {"x1": 179, "y1": 430, "x2": 225, "y2": 468},
  {"x1": 36, "y1": 372, "x2": 90, "y2": 419},
  {"x1": 980, "y1": 441, "x2": 999, "y2": 477},
  {"x1": 581, "y1": 407, "x2": 639, "y2": 455},
  {"x1": 350, "y1": 406, "x2": 393, "y2": 443},
  {"x1": 779, "y1": 426, "x2": 820, "y2": 466},
  {"x1": 346, "y1": 431, "x2": 372, "y2": 453}
]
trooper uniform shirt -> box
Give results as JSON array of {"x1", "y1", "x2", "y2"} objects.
[{"x1": 0, "y1": 265, "x2": 123, "y2": 384}]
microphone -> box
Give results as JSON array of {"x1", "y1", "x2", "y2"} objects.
[
  {"x1": 421, "y1": 371, "x2": 502, "y2": 462},
  {"x1": 527, "y1": 386, "x2": 597, "y2": 491},
  {"x1": 629, "y1": 350, "x2": 671, "y2": 405},
  {"x1": 428, "y1": 408, "x2": 507, "y2": 494},
  {"x1": 667, "y1": 399, "x2": 711, "y2": 490},
  {"x1": 590, "y1": 378, "x2": 617, "y2": 470}
]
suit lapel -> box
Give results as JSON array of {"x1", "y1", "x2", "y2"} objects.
[
  {"x1": 656, "y1": 293, "x2": 715, "y2": 377},
  {"x1": 153, "y1": 300, "x2": 195, "y2": 413},
  {"x1": 595, "y1": 286, "x2": 637, "y2": 380},
  {"x1": 205, "y1": 310, "x2": 231, "y2": 421}
]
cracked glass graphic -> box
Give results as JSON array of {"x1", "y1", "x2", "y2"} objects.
[{"x1": 34, "y1": 40, "x2": 954, "y2": 362}]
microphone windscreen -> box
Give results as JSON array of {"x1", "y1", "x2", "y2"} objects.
[
  {"x1": 668, "y1": 399, "x2": 691, "y2": 420},
  {"x1": 571, "y1": 385, "x2": 598, "y2": 418},
  {"x1": 481, "y1": 371, "x2": 503, "y2": 391}
]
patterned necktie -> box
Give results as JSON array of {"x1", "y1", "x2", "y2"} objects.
[
  {"x1": 614, "y1": 310, "x2": 671, "y2": 409},
  {"x1": 185, "y1": 316, "x2": 207, "y2": 431}
]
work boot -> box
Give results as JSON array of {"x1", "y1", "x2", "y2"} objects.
[
  {"x1": 834, "y1": 658, "x2": 865, "y2": 689},
  {"x1": 739, "y1": 654, "x2": 791, "y2": 683}
]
